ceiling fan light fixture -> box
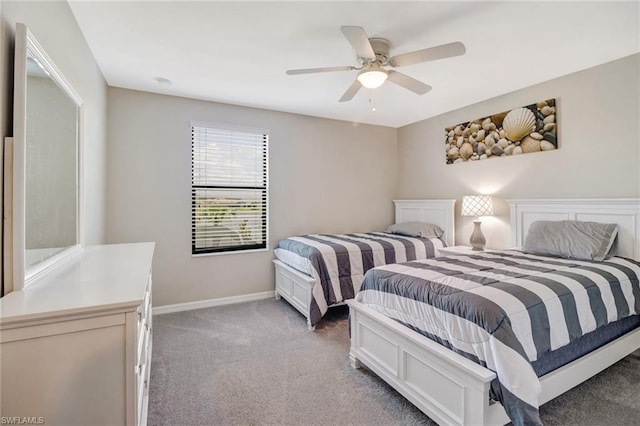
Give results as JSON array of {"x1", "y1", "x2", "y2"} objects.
[{"x1": 357, "y1": 67, "x2": 388, "y2": 89}]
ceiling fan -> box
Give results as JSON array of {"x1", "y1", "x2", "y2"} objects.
[{"x1": 286, "y1": 26, "x2": 466, "y2": 102}]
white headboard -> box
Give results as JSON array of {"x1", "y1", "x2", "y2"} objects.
[
  {"x1": 507, "y1": 198, "x2": 640, "y2": 260},
  {"x1": 393, "y1": 200, "x2": 456, "y2": 247}
]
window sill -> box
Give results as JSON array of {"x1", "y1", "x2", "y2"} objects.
[{"x1": 191, "y1": 247, "x2": 270, "y2": 258}]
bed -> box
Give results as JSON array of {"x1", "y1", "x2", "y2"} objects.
[
  {"x1": 273, "y1": 199, "x2": 455, "y2": 329},
  {"x1": 347, "y1": 198, "x2": 640, "y2": 426}
]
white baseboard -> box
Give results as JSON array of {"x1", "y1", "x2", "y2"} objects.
[{"x1": 152, "y1": 290, "x2": 275, "y2": 315}]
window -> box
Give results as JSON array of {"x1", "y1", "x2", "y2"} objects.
[{"x1": 191, "y1": 122, "x2": 268, "y2": 254}]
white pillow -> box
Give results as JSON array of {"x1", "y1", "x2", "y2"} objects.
[
  {"x1": 523, "y1": 220, "x2": 618, "y2": 261},
  {"x1": 385, "y1": 222, "x2": 444, "y2": 238}
]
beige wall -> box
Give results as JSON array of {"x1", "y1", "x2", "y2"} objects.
[
  {"x1": 397, "y1": 54, "x2": 640, "y2": 249},
  {"x1": 1, "y1": 1, "x2": 108, "y2": 247},
  {"x1": 106, "y1": 87, "x2": 398, "y2": 307},
  {"x1": 3, "y1": 2, "x2": 636, "y2": 305}
]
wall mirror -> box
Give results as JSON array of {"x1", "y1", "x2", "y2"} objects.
[{"x1": 4, "y1": 23, "x2": 83, "y2": 291}]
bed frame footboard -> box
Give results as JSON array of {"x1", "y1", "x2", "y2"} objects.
[
  {"x1": 273, "y1": 259, "x2": 316, "y2": 330},
  {"x1": 347, "y1": 299, "x2": 507, "y2": 426},
  {"x1": 347, "y1": 299, "x2": 640, "y2": 426}
]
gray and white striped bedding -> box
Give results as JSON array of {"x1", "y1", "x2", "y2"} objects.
[
  {"x1": 274, "y1": 232, "x2": 445, "y2": 326},
  {"x1": 356, "y1": 249, "x2": 640, "y2": 426}
]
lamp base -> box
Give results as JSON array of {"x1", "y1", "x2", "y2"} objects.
[{"x1": 469, "y1": 221, "x2": 486, "y2": 251}]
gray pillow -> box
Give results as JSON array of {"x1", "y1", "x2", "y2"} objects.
[
  {"x1": 523, "y1": 220, "x2": 618, "y2": 261},
  {"x1": 385, "y1": 222, "x2": 444, "y2": 238}
]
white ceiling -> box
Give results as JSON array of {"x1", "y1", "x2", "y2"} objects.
[{"x1": 68, "y1": 1, "x2": 640, "y2": 128}]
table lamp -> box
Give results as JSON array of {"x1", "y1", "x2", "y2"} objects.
[{"x1": 461, "y1": 195, "x2": 493, "y2": 251}]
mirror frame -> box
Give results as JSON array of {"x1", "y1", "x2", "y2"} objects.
[{"x1": 6, "y1": 23, "x2": 84, "y2": 291}]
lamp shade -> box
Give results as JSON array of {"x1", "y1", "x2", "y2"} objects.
[
  {"x1": 357, "y1": 66, "x2": 388, "y2": 89},
  {"x1": 461, "y1": 195, "x2": 493, "y2": 217}
]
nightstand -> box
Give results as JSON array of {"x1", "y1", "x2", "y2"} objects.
[{"x1": 438, "y1": 245, "x2": 492, "y2": 256}]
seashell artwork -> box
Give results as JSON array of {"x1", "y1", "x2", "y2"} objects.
[
  {"x1": 445, "y1": 98, "x2": 558, "y2": 164},
  {"x1": 503, "y1": 108, "x2": 536, "y2": 142}
]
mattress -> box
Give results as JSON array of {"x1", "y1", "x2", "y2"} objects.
[
  {"x1": 274, "y1": 232, "x2": 445, "y2": 326},
  {"x1": 532, "y1": 313, "x2": 640, "y2": 377},
  {"x1": 356, "y1": 249, "x2": 640, "y2": 425}
]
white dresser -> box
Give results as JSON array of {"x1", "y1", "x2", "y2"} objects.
[{"x1": 0, "y1": 242, "x2": 155, "y2": 426}]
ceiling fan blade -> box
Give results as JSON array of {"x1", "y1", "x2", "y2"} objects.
[
  {"x1": 286, "y1": 66, "x2": 354, "y2": 75},
  {"x1": 340, "y1": 26, "x2": 375, "y2": 60},
  {"x1": 390, "y1": 41, "x2": 466, "y2": 67},
  {"x1": 339, "y1": 80, "x2": 362, "y2": 102},
  {"x1": 387, "y1": 70, "x2": 432, "y2": 95}
]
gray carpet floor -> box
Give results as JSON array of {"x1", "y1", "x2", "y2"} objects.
[{"x1": 148, "y1": 299, "x2": 640, "y2": 426}]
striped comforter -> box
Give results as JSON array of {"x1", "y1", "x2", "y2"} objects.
[
  {"x1": 274, "y1": 232, "x2": 445, "y2": 326},
  {"x1": 356, "y1": 250, "x2": 640, "y2": 426}
]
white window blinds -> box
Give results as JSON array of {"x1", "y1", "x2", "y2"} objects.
[{"x1": 191, "y1": 122, "x2": 268, "y2": 254}]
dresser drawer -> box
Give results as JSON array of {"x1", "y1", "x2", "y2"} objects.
[
  {"x1": 135, "y1": 273, "x2": 153, "y2": 425},
  {"x1": 136, "y1": 276, "x2": 153, "y2": 365},
  {"x1": 138, "y1": 277, "x2": 152, "y2": 329},
  {"x1": 136, "y1": 334, "x2": 148, "y2": 396},
  {"x1": 137, "y1": 320, "x2": 148, "y2": 367},
  {"x1": 136, "y1": 323, "x2": 151, "y2": 425}
]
